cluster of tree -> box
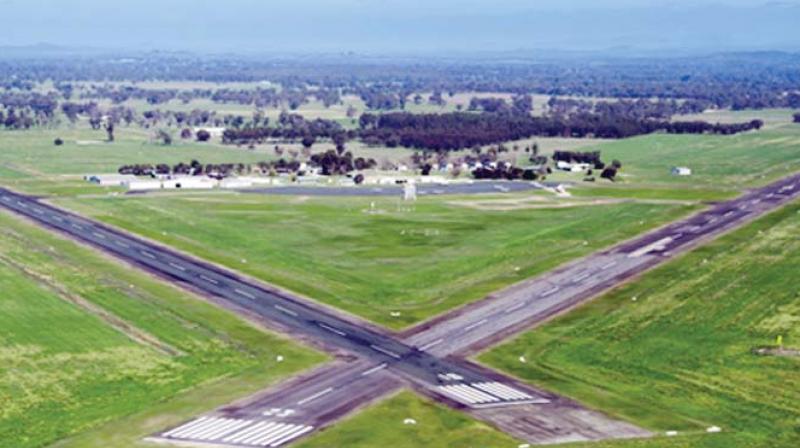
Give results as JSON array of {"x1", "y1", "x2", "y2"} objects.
[
  {"x1": 794, "y1": 113, "x2": 800, "y2": 123},
  {"x1": 221, "y1": 112, "x2": 348, "y2": 146},
  {"x1": 117, "y1": 160, "x2": 250, "y2": 178},
  {"x1": 309, "y1": 150, "x2": 377, "y2": 175},
  {"x1": 547, "y1": 97, "x2": 710, "y2": 120},
  {"x1": 552, "y1": 151, "x2": 604, "y2": 167},
  {"x1": 4, "y1": 52, "x2": 799, "y2": 110},
  {"x1": 472, "y1": 163, "x2": 537, "y2": 181},
  {"x1": 467, "y1": 95, "x2": 533, "y2": 114},
  {"x1": 357, "y1": 111, "x2": 764, "y2": 151}
]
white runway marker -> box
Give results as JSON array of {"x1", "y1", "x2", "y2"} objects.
[
  {"x1": 235, "y1": 288, "x2": 256, "y2": 299},
  {"x1": 297, "y1": 387, "x2": 334, "y2": 405},
  {"x1": 275, "y1": 305, "x2": 298, "y2": 317},
  {"x1": 361, "y1": 363, "x2": 388, "y2": 376},
  {"x1": 169, "y1": 262, "x2": 186, "y2": 271},
  {"x1": 417, "y1": 338, "x2": 444, "y2": 351},
  {"x1": 370, "y1": 344, "x2": 401, "y2": 359}
]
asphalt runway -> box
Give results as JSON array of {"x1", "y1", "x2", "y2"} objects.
[
  {"x1": 241, "y1": 180, "x2": 541, "y2": 197},
  {"x1": 3, "y1": 172, "x2": 800, "y2": 447}
]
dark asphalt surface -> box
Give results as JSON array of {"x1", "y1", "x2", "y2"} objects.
[{"x1": 241, "y1": 180, "x2": 542, "y2": 197}]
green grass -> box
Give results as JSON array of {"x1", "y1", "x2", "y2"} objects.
[
  {"x1": 0, "y1": 211, "x2": 324, "y2": 448},
  {"x1": 297, "y1": 391, "x2": 521, "y2": 448},
  {"x1": 479, "y1": 200, "x2": 800, "y2": 448},
  {"x1": 55, "y1": 192, "x2": 694, "y2": 328},
  {"x1": 571, "y1": 125, "x2": 800, "y2": 191}
]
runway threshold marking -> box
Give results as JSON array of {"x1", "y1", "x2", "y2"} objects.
[{"x1": 297, "y1": 387, "x2": 334, "y2": 405}]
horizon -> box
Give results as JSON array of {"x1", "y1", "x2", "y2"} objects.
[{"x1": 2, "y1": 0, "x2": 799, "y2": 55}]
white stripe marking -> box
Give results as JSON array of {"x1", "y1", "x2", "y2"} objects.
[
  {"x1": 182, "y1": 418, "x2": 234, "y2": 439},
  {"x1": 199, "y1": 419, "x2": 251, "y2": 441},
  {"x1": 540, "y1": 286, "x2": 560, "y2": 297},
  {"x1": 464, "y1": 319, "x2": 488, "y2": 332},
  {"x1": 275, "y1": 305, "x2": 298, "y2": 317},
  {"x1": 224, "y1": 421, "x2": 272, "y2": 443},
  {"x1": 163, "y1": 417, "x2": 210, "y2": 437},
  {"x1": 169, "y1": 262, "x2": 186, "y2": 271},
  {"x1": 318, "y1": 323, "x2": 346, "y2": 336},
  {"x1": 200, "y1": 275, "x2": 219, "y2": 285},
  {"x1": 361, "y1": 363, "x2": 388, "y2": 376},
  {"x1": 237, "y1": 422, "x2": 281, "y2": 444},
  {"x1": 297, "y1": 387, "x2": 334, "y2": 405},
  {"x1": 235, "y1": 288, "x2": 256, "y2": 299},
  {"x1": 505, "y1": 302, "x2": 526, "y2": 314},
  {"x1": 370, "y1": 344, "x2": 401, "y2": 359},
  {"x1": 269, "y1": 425, "x2": 314, "y2": 447},
  {"x1": 253, "y1": 424, "x2": 299, "y2": 446},
  {"x1": 417, "y1": 338, "x2": 444, "y2": 351}
]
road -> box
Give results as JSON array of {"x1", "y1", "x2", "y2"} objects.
[{"x1": 3, "y1": 172, "x2": 799, "y2": 447}]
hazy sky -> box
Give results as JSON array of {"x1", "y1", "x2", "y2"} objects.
[{"x1": 1, "y1": 0, "x2": 799, "y2": 54}]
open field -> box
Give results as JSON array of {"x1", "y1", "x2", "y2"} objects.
[
  {"x1": 549, "y1": 124, "x2": 800, "y2": 194},
  {"x1": 54, "y1": 192, "x2": 694, "y2": 328},
  {"x1": 0, "y1": 211, "x2": 323, "y2": 448},
  {"x1": 480, "y1": 200, "x2": 800, "y2": 448},
  {"x1": 296, "y1": 391, "x2": 521, "y2": 448}
]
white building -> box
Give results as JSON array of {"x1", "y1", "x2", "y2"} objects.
[
  {"x1": 671, "y1": 166, "x2": 692, "y2": 176},
  {"x1": 556, "y1": 161, "x2": 592, "y2": 172},
  {"x1": 124, "y1": 179, "x2": 163, "y2": 191},
  {"x1": 162, "y1": 177, "x2": 218, "y2": 190}
]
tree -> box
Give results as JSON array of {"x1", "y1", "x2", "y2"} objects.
[
  {"x1": 53, "y1": 137, "x2": 64, "y2": 146},
  {"x1": 600, "y1": 166, "x2": 618, "y2": 181},
  {"x1": 180, "y1": 128, "x2": 193, "y2": 139},
  {"x1": 301, "y1": 135, "x2": 316, "y2": 149},
  {"x1": 156, "y1": 129, "x2": 173, "y2": 145},
  {"x1": 794, "y1": 113, "x2": 800, "y2": 123},
  {"x1": 196, "y1": 129, "x2": 211, "y2": 142},
  {"x1": 105, "y1": 121, "x2": 115, "y2": 142},
  {"x1": 354, "y1": 173, "x2": 365, "y2": 184}
]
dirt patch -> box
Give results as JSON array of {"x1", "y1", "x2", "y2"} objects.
[
  {"x1": 449, "y1": 196, "x2": 622, "y2": 211},
  {"x1": 754, "y1": 346, "x2": 800, "y2": 357}
]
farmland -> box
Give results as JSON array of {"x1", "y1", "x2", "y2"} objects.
[
  {"x1": 0, "y1": 211, "x2": 323, "y2": 448},
  {"x1": 480, "y1": 200, "x2": 800, "y2": 448}
]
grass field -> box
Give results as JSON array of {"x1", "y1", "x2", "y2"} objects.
[
  {"x1": 297, "y1": 391, "x2": 521, "y2": 448},
  {"x1": 0, "y1": 211, "x2": 323, "y2": 448},
  {"x1": 562, "y1": 125, "x2": 800, "y2": 192},
  {"x1": 480, "y1": 200, "x2": 800, "y2": 448},
  {"x1": 54, "y1": 192, "x2": 694, "y2": 328}
]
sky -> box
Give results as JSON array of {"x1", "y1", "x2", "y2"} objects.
[{"x1": 1, "y1": 0, "x2": 799, "y2": 55}]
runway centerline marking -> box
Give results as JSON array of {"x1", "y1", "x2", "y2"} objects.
[
  {"x1": 370, "y1": 344, "x2": 401, "y2": 359},
  {"x1": 235, "y1": 288, "x2": 256, "y2": 299},
  {"x1": 200, "y1": 274, "x2": 219, "y2": 285},
  {"x1": 169, "y1": 262, "x2": 186, "y2": 271},
  {"x1": 464, "y1": 319, "x2": 488, "y2": 332},
  {"x1": 418, "y1": 338, "x2": 444, "y2": 351},
  {"x1": 318, "y1": 322, "x2": 347, "y2": 336},
  {"x1": 361, "y1": 363, "x2": 388, "y2": 376},
  {"x1": 275, "y1": 305, "x2": 298, "y2": 317},
  {"x1": 296, "y1": 387, "x2": 334, "y2": 405}
]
